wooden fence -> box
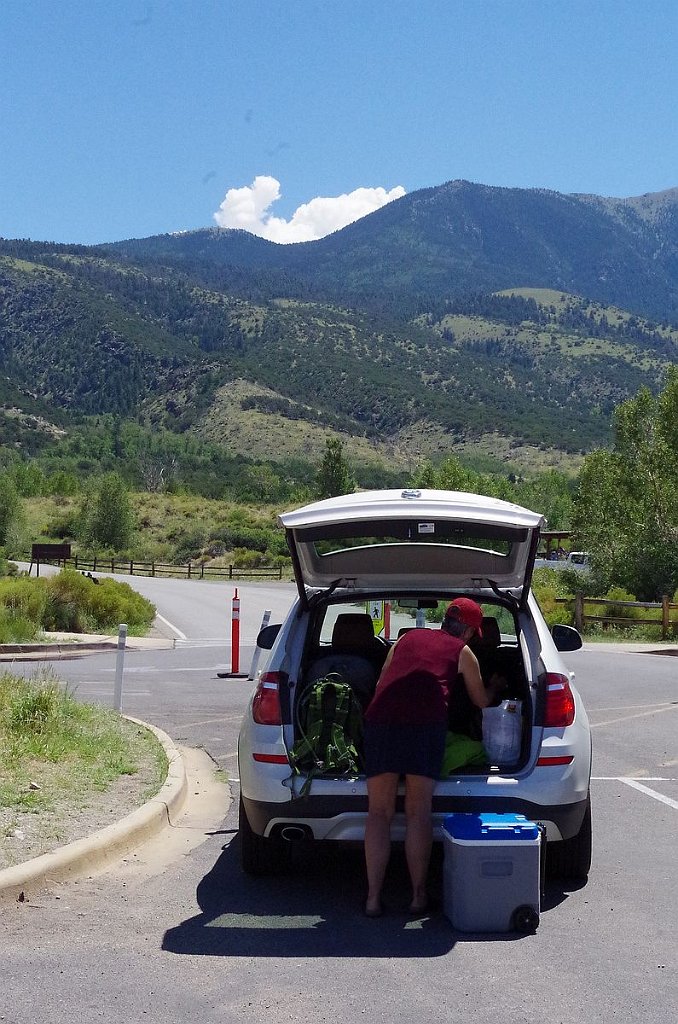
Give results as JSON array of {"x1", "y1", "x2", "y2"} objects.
[
  {"x1": 26, "y1": 553, "x2": 285, "y2": 581},
  {"x1": 555, "y1": 594, "x2": 677, "y2": 640},
  {"x1": 20, "y1": 553, "x2": 678, "y2": 636}
]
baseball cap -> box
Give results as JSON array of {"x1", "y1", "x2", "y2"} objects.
[{"x1": 445, "y1": 597, "x2": 484, "y2": 637}]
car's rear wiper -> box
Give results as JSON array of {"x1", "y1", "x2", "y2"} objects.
[{"x1": 307, "y1": 578, "x2": 347, "y2": 610}]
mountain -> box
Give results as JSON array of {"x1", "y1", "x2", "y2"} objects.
[
  {"x1": 1, "y1": 180, "x2": 677, "y2": 477},
  {"x1": 108, "y1": 180, "x2": 678, "y2": 322}
]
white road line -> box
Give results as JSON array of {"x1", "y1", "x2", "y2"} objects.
[
  {"x1": 590, "y1": 704, "x2": 678, "y2": 728},
  {"x1": 592, "y1": 777, "x2": 676, "y2": 781},
  {"x1": 172, "y1": 715, "x2": 243, "y2": 728},
  {"x1": 99, "y1": 666, "x2": 237, "y2": 673},
  {"x1": 619, "y1": 778, "x2": 678, "y2": 810},
  {"x1": 156, "y1": 613, "x2": 187, "y2": 641},
  {"x1": 175, "y1": 637, "x2": 259, "y2": 646},
  {"x1": 81, "y1": 690, "x2": 152, "y2": 697},
  {"x1": 594, "y1": 703, "x2": 678, "y2": 712}
]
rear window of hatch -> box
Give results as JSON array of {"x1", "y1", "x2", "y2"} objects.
[{"x1": 304, "y1": 519, "x2": 527, "y2": 559}]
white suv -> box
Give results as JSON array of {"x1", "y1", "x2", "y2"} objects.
[{"x1": 238, "y1": 488, "x2": 591, "y2": 880}]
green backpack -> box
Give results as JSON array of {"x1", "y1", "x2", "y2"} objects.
[{"x1": 289, "y1": 673, "x2": 365, "y2": 797}]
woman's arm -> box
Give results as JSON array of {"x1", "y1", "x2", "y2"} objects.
[{"x1": 458, "y1": 645, "x2": 504, "y2": 708}]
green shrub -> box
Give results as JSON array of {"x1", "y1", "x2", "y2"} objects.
[
  {"x1": 211, "y1": 525, "x2": 271, "y2": 552},
  {"x1": 46, "y1": 471, "x2": 80, "y2": 496},
  {"x1": 0, "y1": 576, "x2": 49, "y2": 622},
  {"x1": 0, "y1": 569, "x2": 155, "y2": 641},
  {"x1": 532, "y1": 567, "x2": 577, "y2": 598},
  {"x1": 232, "y1": 548, "x2": 269, "y2": 569},
  {"x1": 42, "y1": 569, "x2": 155, "y2": 634},
  {"x1": 171, "y1": 526, "x2": 209, "y2": 563},
  {"x1": 598, "y1": 587, "x2": 645, "y2": 624},
  {"x1": 0, "y1": 608, "x2": 40, "y2": 643},
  {"x1": 84, "y1": 578, "x2": 155, "y2": 633},
  {"x1": 533, "y1": 585, "x2": 575, "y2": 628},
  {"x1": 45, "y1": 509, "x2": 80, "y2": 540}
]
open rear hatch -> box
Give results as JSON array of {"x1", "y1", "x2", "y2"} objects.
[{"x1": 280, "y1": 488, "x2": 544, "y2": 607}]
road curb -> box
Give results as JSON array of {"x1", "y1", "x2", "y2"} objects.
[
  {"x1": 0, "y1": 640, "x2": 120, "y2": 657},
  {"x1": 0, "y1": 717, "x2": 187, "y2": 902},
  {"x1": 0, "y1": 635, "x2": 176, "y2": 660}
]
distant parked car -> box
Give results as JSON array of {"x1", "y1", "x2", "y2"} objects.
[
  {"x1": 238, "y1": 489, "x2": 592, "y2": 881},
  {"x1": 535, "y1": 551, "x2": 591, "y2": 571}
]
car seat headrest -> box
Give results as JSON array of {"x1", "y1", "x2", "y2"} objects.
[
  {"x1": 480, "y1": 616, "x2": 501, "y2": 649},
  {"x1": 332, "y1": 613, "x2": 378, "y2": 652}
]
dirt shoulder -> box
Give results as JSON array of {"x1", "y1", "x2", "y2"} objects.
[{"x1": 0, "y1": 739, "x2": 164, "y2": 871}]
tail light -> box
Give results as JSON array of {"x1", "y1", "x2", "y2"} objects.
[
  {"x1": 543, "y1": 673, "x2": 576, "y2": 727},
  {"x1": 252, "y1": 672, "x2": 283, "y2": 726}
]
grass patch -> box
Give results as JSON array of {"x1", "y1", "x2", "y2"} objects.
[
  {"x1": 0, "y1": 670, "x2": 167, "y2": 818},
  {"x1": 584, "y1": 624, "x2": 666, "y2": 643}
]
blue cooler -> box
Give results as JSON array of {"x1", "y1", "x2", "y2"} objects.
[{"x1": 442, "y1": 813, "x2": 541, "y2": 932}]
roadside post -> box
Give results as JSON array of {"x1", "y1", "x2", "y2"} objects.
[
  {"x1": 217, "y1": 588, "x2": 249, "y2": 678},
  {"x1": 248, "y1": 609, "x2": 272, "y2": 681},
  {"x1": 113, "y1": 623, "x2": 127, "y2": 712}
]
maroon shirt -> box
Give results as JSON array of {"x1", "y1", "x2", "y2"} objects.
[{"x1": 364, "y1": 629, "x2": 466, "y2": 727}]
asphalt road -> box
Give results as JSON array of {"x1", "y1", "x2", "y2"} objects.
[{"x1": 1, "y1": 577, "x2": 676, "y2": 1024}]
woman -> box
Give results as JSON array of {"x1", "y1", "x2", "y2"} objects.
[{"x1": 362, "y1": 597, "x2": 503, "y2": 917}]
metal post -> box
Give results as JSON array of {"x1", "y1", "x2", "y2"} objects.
[
  {"x1": 113, "y1": 623, "x2": 127, "y2": 712},
  {"x1": 248, "y1": 609, "x2": 271, "y2": 681}
]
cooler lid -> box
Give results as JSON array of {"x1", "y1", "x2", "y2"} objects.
[{"x1": 443, "y1": 812, "x2": 539, "y2": 841}]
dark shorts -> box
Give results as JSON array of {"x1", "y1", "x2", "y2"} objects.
[{"x1": 363, "y1": 721, "x2": 447, "y2": 780}]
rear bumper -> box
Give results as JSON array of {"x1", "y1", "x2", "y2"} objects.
[{"x1": 242, "y1": 792, "x2": 589, "y2": 844}]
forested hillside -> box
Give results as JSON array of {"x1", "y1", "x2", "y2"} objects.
[
  {"x1": 108, "y1": 180, "x2": 678, "y2": 321},
  {"x1": 1, "y1": 178, "x2": 677, "y2": 481}
]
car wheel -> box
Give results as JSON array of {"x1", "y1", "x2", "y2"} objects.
[
  {"x1": 546, "y1": 793, "x2": 592, "y2": 880},
  {"x1": 239, "y1": 796, "x2": 289, "y2": 876}
]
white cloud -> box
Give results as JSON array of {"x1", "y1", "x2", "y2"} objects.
[{"x1": 213, "y1": 175, "x2": 406, "y2": 243}]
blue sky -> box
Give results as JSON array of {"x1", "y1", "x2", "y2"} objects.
[{"x1": 2, "y1": 0, "x2": 677, "y2": 244}]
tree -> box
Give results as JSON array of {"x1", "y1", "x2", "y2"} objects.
[
  {"x1": 413, "y1": 460, "x2": 436, "y2": 488},
  {"x1": 434, "y1": 455, "x2": 478, "y2": 493},
  {"x1": 80, "y1": 473, "x2": 135, "y2": 551},
  {"x1": 315, "y1": 439, "x2": 355, "y2": 499},
  {"x1": 0, "y1": 474, "x2": 20, "y2": 547},
  {"x1": 517, "y1": 470, "x2": 574, "y2": 530},
  {"x1": 572, "y1": 368, "x2": 678, "y2": 599}
]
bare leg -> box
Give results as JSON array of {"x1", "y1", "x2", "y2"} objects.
[
  {"x1": 364, "y1": 773, "x2": 399, "y2": 914},
  {"x1": 403, "y1": 774, "x2": 436, "y2": 911}
]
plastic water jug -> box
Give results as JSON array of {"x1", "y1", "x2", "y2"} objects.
[{"x1": 482, "y1": 700, "x2": 523, "y2": 764}]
